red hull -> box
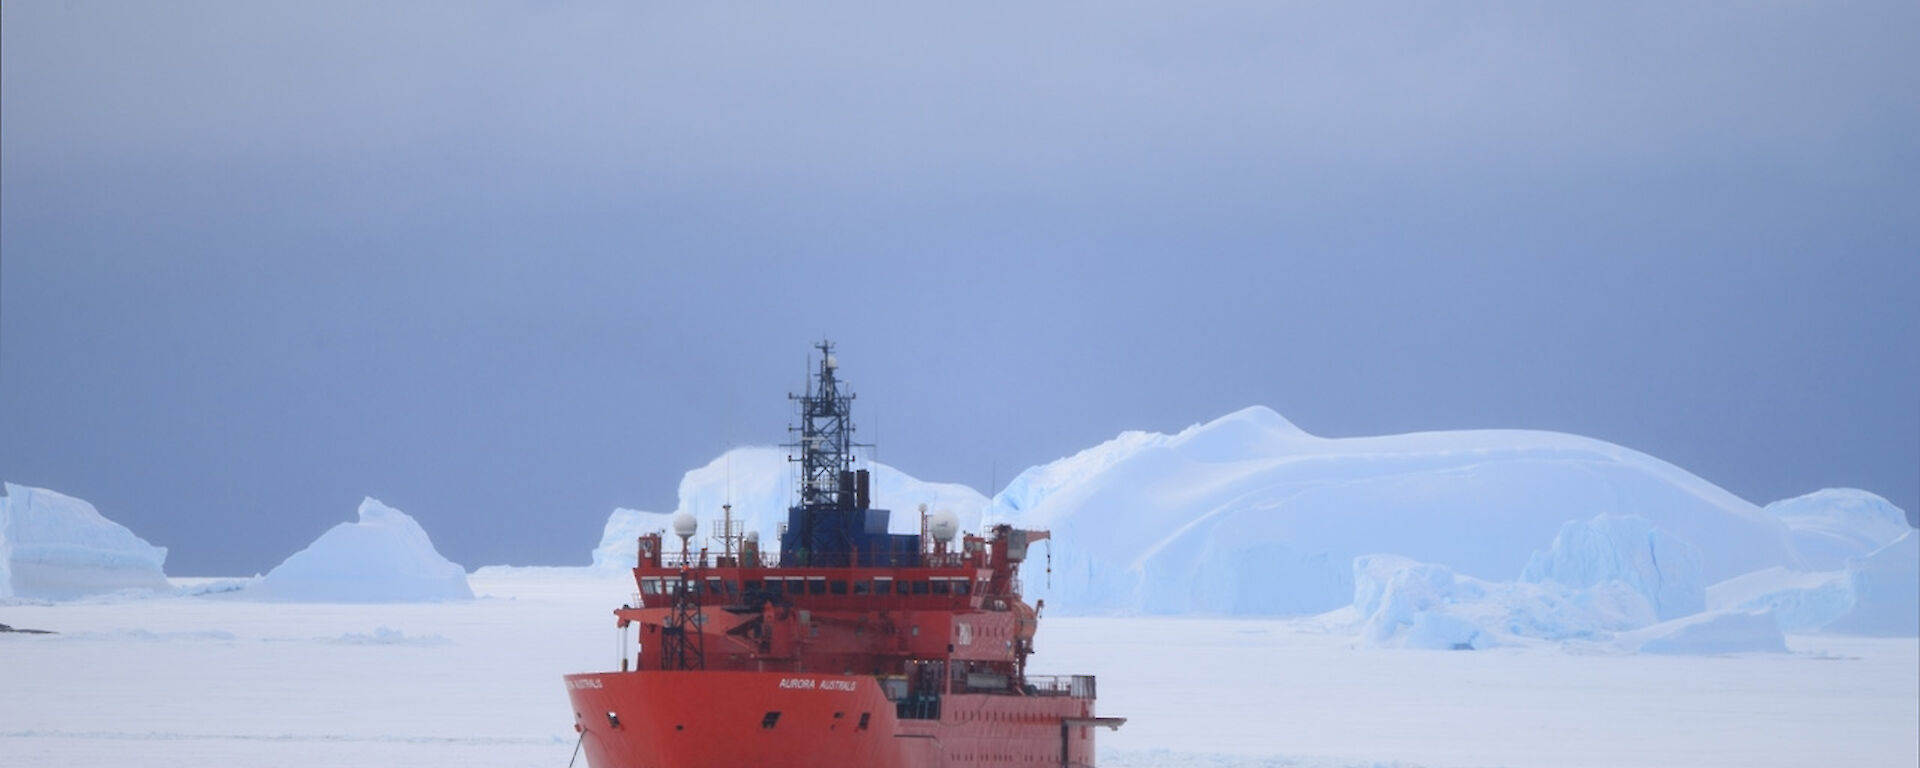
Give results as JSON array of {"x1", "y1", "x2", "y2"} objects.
[{"x1": 564, "y1": 670, "x2": 1099, "y2": 768}]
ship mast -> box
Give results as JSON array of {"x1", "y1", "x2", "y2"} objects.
[{"x1": 789, "y1": 340, "x2": 856, "y2": 511}]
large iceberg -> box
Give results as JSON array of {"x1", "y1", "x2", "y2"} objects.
[
  {"x1": 989, "y1": 406, "x2": 1800, "y2": 615},
  {"x1": 254, "y1": 497, "x2": 472, "y2": 602},
  {"x1": 1, "y1": 483, "x2": 168, "y2": 599},
  {"x1": 591, "y1": 447, "x2": 989, "y2": 568},
  {"x1": 1764, "y1": 488, "x2": 1913, "y2": 570}
]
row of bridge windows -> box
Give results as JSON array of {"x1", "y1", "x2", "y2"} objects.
[{"x1": 640, "y1": 576, "x2": 978, "y2": 598}]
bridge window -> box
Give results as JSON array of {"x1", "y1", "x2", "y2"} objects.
[
  {"x1": 853, "y1": 580, "x2": 871, "y2": 596},
  {"x1": 830, "y1": 580, "x2": 848, "y2": 595},
  {"x1": 808, "y1": 578, "x2": 827, "y2": 595},
  {"x1": 874, "y1": 579, "x2": 893, "y2": 595},
  {"x1": 912, "y1": 581, "x2": 930, "y2": 596},
  {"x1": 931, "y1": 580, "x2": 951, "y2": 595},
  {"x1": 955, "y1": 581, "x2": 971, "y2": 596}
]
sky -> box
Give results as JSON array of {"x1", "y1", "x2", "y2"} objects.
[{"x1": 3, "y1": 1, "x2": 1915, "y2": 576}]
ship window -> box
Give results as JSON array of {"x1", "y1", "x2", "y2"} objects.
[
  {"x1": 706, "y1": 578, "x2": 724, "y2": 594},
  {"x1": 874, "y1": 579, "x2": 893, "y2": 595},
  {"x1": 912, "y1": 581, "x2": 930, "y2": 596},
  {"x1": 954, "y1": 581, "x2": 971, "y2": 596},
  {"x1": 640, "y1": 578, "x2": 663, "y2": 595},
  {"x1": 725, "y1": 580, "x2": 739, "y2": 594},
  {"x1": 761, "y1": 711, "x2": 781, "y2": 729},
  {"x1": 853, "y1": 580, "x2": 871, "y2": 595},
  {"x1": 787, "y1": 578, "x2": 806, "y2": 594},
  {"x1": 830, "y1": 580, "x2": 848, "y2": 595},
  {"x1": 809, "y1": 578, "x2": 827, "y2": 595},
  {"x1": 858, "y1": 713, "x2": 871, "y2": 731},
  {"x1": 931, "y1": 580, "x2": 951, "y2": 595}
]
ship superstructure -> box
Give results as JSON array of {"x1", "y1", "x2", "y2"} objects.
[{"x1": 564, "y1": 341, "x2": 1121, "y2": 768}]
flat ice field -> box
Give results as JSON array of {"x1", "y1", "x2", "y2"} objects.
[{"x1": 3, "y1": 568, "x2": 1913, "y2": 768}]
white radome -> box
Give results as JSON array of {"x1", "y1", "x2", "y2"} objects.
[
  {"x1": 671, "y1": 512, "x2": 698, "y2": 541},
  {"x1": 929, "y1": 509, "x2": 959, "y2": 543}
]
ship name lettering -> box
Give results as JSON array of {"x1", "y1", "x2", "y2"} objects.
[
  {"x1": 569, "y1": 678, "x2": 603, "y2": 690},
  {"x1": 778, "y1": 678, "x2": 816, "y2": 690},
  {"x1": 820, "y1": 680, "x2": 856, "y2": 691}
]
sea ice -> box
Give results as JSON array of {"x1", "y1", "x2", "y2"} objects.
[
  {"x1": 252, "y1": 497, "x2": 472, "y2": 602},
  {"x1": 0, "y1": 482, "x2": 168, "y2": 600}
]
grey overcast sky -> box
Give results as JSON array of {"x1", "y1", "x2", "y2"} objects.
[{"x1": 3, "y1": 1, "x2": 1915, "y2": 575}]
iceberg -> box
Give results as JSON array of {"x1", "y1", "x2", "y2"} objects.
[
  {"x1": 1520, "y1": 514, "x2": 1705, "y2": 620},
  {"x1": 1822, "y1": 531, "x2": 1919, "y2": 636},
  {"x1": 1707, "y1": 567, "x2": 1855, "y2": 632},
  {"x1": 254, "y1": 497, "x2": 472, "y2": 602},
  {"x1": 592, "y1": 508, "x2": 677, "y2": 568},
  {"x1": 990, "y1": 406, "x2": 1799, "y2": 615},
  {"x1": 590, "y1": 447, "x2": 990, "y2": 568},
  {"x1": 1764, "y1": 488, "x2": 1914, "y2": 570},
  {"x1": 1705, "y1": 530, "x2": 1917, "y2": 636},
  {"x1": 1349, "y1": 553, "x2": 1659, "y2": 649},
  {"x1": 1, "y1": 483, "x2": 168, "y2": 599}
]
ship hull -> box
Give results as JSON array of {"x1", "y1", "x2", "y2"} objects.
[{"x1": 564, "y1": 670, "x2": 1097, "y2": 768}]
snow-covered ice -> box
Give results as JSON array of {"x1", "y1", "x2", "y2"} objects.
[
  {"x1": 2, "y1": 567, "x2": 1913, "y2": 768},
  {"x1": 989, "y1": 407, "x2": 1802, "y2": 616},
  {"x1": 0, "y1": 483, "x2": 168, "y2": 600},
  {"x1": 251, "y1": 497, "x2": 472, "y2": 602}
]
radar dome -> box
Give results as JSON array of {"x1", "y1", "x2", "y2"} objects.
[
  {"x1": 672, "y1": 513, "x2": 698, "y2": 540},
  {"x1": 929, "y1": 510, "x2": 959, "y2": 543}
]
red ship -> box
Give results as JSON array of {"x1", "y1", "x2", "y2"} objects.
[{"x1": 565, "y1": 342, "x2": 1122, "y2": 768}]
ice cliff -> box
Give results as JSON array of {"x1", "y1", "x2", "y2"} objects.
[{"x1": 0, "y1": 483, "x2": 169, "y2": 599}]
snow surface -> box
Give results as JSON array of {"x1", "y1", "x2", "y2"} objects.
[
  {"x1": 251, "y1": 497, "x2": 472, "y2": 603},
  {"x1": 3, "y1": 567, "x2": 1914, "y2": 768},
  {"x1": 0, "y1": 483, "x2": 168, "y2": 600},
  {"x1": 988, "y1": 406, "x2": 1800, "y2": 616},
  {"x1": 1764, "y1": 488, "x2": 1913, "y2": 570},
  {"x1": 591, "y1": 446, "x2": 989, "y2": 568}
]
